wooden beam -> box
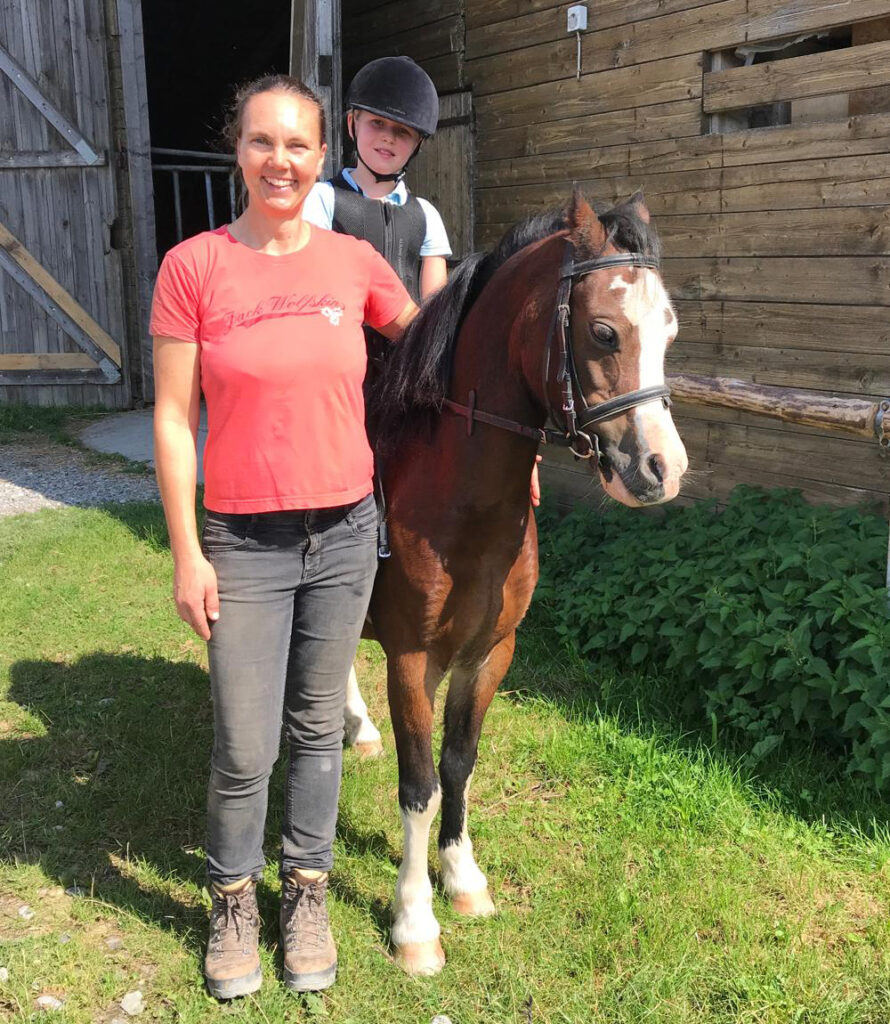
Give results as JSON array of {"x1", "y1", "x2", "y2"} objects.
[
  {"x1": 0, "y1": 42, "x2": 102, "y2": 165},
  {"x1": 0, "y1": 220, "x2": 122, "y2": 374},
  {"x1": 0, "y1": 353, "x2": 97, "y2": 370},
  {"x1": 0, "y1": 369, "x2": 108, "y2": 386},
  {"x1": 114, "y1": 0, "x2": 159, "y2": 403},
  {"x1": 668, "y1": 373, "x2": 890, "y2": 445},
  {"x1": 292, "y1": 0, "x2": 341, "y2": 177},
  {"x1": 0, "y1": 151, "x2": 107, "y2": 169}
]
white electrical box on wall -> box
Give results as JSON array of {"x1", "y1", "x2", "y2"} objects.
[{"x1": 567, "y1": 4, "x2": 588, "y2": 32}]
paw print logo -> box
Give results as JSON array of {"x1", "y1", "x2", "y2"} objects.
[{"x1": 321, "y1": 305, "x2": 343, "y2": 326}]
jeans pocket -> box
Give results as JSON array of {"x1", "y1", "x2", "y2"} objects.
[
  {"x1": 201, "y1": 511, "x2": 251, "y2": 553},
  {"x1": 345, "y1": 494, "x2": 379, "y2": 540}
]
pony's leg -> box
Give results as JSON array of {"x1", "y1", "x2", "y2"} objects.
[
  {"x1": 389, "y1": 653, "x2": 446, "y2": 976},
  {"x1": 343, "y1": 663, "x2": 383, "y2": 757},
  {"x1": 438, "y1": 633, "x2": 515, "y2": 918}
]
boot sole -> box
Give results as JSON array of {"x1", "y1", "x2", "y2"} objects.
[
  {"x1": 284, "y1": 961, "x2": 337, "y2": 992},
  {"x1": 206, "y1": 967, "x2": 262, "y2": 1000}
]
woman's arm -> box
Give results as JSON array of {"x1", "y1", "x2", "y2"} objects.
[
  {"x1": 375, "y1": 299, "x2": 419, "y2": 341},
  {"x1": 420, "y1": 255, "x2": 447, "y2": 299},
  {"x1": 153, "y1": 336, "x2": 219, "y2": 640}
]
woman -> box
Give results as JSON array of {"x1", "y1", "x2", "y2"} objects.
[{"x1": 151, "y1": 76, "x2": 415, "y2": 999}]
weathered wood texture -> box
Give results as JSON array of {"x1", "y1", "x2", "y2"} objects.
[
  {"x1": 0, "y1": 0, "x2": 137, "y2": 407},
  {"x1": 343, "y1": 0, "x2": 890, "y2": 510}
]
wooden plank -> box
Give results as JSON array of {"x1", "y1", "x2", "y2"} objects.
[
  {"x1": 667, "y1": 340, "x2": 890, "y2": 394},
  {"x1": 656, "y1": 207, "x2": 890, "y2": 257},
  {"x1": 673, "y1": 300, "x2": 890, "y2": 355},
  {"x1": 0, "y1": 40, "x2": 101, "y2": 163},
  {"x1": 0, "y1": 220, "x2": 122, "y2": 365},
  {"x1": 745, "y1": 0, "x2": 890, "y2": 42},
  {"x1": 0, "y1": 368, "x2": 108, "y2": 386},
  {"x1": 663, "y1": 256, "x2": 890, "y2": 306},
  {"x1": 475, "y1": 153, "x2": 890, "y2": 227},
  {"x1": 468, "y1": 0, "x2": 749, "y2": 87},
  {"x1": 468, "y1": 0, "x2": 890, "y2": 66},
  {"x1": 465, "y1": 0, "x2": 720, "y2": 33},
  {"x1": 343, "y1": 0, "x2": 461, "y2": 46},
  {"x1": 0, "y1": 352, "x2": 96, "y2": 370},
  {"x1": 476, "y1": 99, "x2": 704, "y2": 161},
  {"x1": 704, "y1": 40, "x2": 890, "y2": 114},
  {"x1": 478, "y1": 112, "x2": 890, "y2": 186},
  {"x1": 345, "y1": 14, "x2": 463, "y2": 67},
  {"x1": 475, "y1": 53, "x2": 704, "y2": 131},
  {"x1": 0, "y1": 150, "x2": 106, "y2": 168}
]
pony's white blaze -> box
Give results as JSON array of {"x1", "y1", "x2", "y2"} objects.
[
  {"x1": 392, "y1": 787, "x2": 442, "y2": 950},
  {"x1": 603, "y1": 270, "x2": 687, "y2": 504}
]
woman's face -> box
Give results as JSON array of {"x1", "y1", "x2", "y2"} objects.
[
  {"x1": 236, "y1": 91, "x2": 327, "y2": 218},
  {"x1": 350, "y1": 110, "x2": 420, "y2": 177}
]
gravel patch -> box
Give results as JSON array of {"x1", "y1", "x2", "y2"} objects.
[{"x1": 0, "y1": 440, "x2": 159, "y2": 517}]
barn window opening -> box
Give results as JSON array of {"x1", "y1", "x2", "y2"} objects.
[{"x1": 706, "y1": 18, "x2": 890, "y2": 134}]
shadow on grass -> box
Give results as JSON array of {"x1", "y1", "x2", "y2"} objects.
[
  {"x1": 508, "y1": 617, "x2": 890, "y2": 841},
  {"x1": 0, "y1": 652, "x2": 322, "y2": 957}
]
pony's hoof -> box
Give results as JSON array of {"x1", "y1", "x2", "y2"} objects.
[
  {"x1": 353, "y1": 738, "x2": 384, "y2": 759},
  {"x1": 394, "y1": 938, "x2": 446, "y2": 976},
  {"x1": 451, "y1": 888, "x2": 495, "y2": 917}
]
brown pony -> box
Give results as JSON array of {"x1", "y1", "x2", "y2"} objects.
[{"x1": 359, "y1": 192, "x2": 687, "y2": 975}]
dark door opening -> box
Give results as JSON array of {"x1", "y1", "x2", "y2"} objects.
[{"x1": 141, "y1": 0, "x2": 291, "y2": 256}]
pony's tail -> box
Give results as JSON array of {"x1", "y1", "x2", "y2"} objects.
[{"x1": 367, "y1": 250, "x2": 489, "y2": 452}]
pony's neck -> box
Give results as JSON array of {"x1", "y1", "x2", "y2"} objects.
[{"x1": 450, "y1": 233, "x2": 561, "y2": 429}]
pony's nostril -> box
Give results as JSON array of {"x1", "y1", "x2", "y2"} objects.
[{"x1": 647, "y1": 453, "x2": 664, "y2": 483}]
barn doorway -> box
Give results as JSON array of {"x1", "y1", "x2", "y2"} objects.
[{"x1": 140, "y1": 0, "x2": 291, "y2": 256}]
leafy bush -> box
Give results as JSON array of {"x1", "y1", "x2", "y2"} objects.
[{"x1": 534, "y1": 486, "x2": 890, "y2": 786}]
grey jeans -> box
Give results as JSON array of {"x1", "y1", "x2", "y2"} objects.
[{"x1": 201, "y1": 493, "x2": 378, "y2": 885}]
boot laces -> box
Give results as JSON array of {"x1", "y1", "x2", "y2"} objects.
[
  {"x1": 282, "y1": 878, "x2": 328, "y2": 952},
  {"x1": 210, "y1": 887, "x2": 257, "y2": 953}
]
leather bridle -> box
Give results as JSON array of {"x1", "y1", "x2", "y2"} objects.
[{"x1": 443, "y1": 240, "x2": 672, "y2": 466}]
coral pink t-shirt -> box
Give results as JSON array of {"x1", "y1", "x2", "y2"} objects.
[{"x1": 150, "y1": 226, "x2": 409, "y2": 513}]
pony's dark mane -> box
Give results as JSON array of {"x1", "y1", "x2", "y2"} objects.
[{"x1": 366, "y1": 194, "x2": 658, "y2": 452}]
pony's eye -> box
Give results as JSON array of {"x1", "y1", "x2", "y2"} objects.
[{"x1": 590, "y1": 322, "x2": 618, "y2": 349}]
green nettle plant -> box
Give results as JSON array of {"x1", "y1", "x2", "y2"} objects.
[{"x1": 534, "y1": 486, "x2": 890, "y2": 786}]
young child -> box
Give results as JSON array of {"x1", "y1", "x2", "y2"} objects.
[{"x1": 302, "y1": 56, "x2": 451, "y2": 300}]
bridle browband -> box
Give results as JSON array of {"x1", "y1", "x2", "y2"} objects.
[{"x1": 443, "y1": 240, "x2": 672, "y2": 464}]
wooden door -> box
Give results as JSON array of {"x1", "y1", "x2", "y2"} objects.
[{"x1": 0, "y1": 0, "x2": 155, "y2": 407}]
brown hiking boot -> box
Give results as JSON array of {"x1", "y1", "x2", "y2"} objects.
[
  {"x1": 204, "y1": 878, "x2": 262, "y2": 999},
  {"x1": 280, "y1": 869, "x2": 337, "y2": 991}
]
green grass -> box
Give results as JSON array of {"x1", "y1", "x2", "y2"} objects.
[{"x1": 2, "y1": 501, "x2": 890, "y2": 1023}]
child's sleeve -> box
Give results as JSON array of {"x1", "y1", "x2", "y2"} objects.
[
  {"x1": 417, "y1": 198, "x2": 452, "y2": 258},
  {"x1": 302, "y1": 183, "x2": 336, "y2": 231}
]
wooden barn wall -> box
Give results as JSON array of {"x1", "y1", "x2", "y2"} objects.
[
  {"x1": 0, "y1": 0, "x2": 128, "y2": 408},
  {"x1": 345, "y1": 0, "x2": 890, "y2": 513}
]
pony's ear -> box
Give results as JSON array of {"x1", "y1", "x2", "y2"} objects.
[
  {"x1": 626, "y1": 190, "x2": 651, "y2": 224},
  {"x1": 568, "y1": 187, "x2": 607, "y2": 251}
]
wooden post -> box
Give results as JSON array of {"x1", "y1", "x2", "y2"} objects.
[
  {"x1": 290, "y1": 0, "x2": 341, "y2": 178},
  {"x1": 109, "y1": 0, "x2": 158, "y2": 405}
]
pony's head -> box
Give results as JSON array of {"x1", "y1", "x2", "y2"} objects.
[{"x1": 558, "y1": 192, "x2": 687, "y2": 506}]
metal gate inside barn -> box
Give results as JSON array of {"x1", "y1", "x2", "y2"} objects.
[{"x1": 0, "y1": 0, "x2": 154, "y2": 408}]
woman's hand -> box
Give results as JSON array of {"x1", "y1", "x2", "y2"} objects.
[
  {"x1": 173, "y1": 554, "x2": 220, "y2": 640},
  {"x1": 530, "y1": 455, "x2": 542, "y2": 508}
]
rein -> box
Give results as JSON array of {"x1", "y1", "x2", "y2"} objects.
[{"x1": 443, "y1": 241, "x2": 672, "y2": 463}]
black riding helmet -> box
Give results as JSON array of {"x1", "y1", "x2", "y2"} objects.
[
  {"x1": 346, "y1": 56, "x2": 439, "y2": 138},
  {"x1": 345, "y1": 57, "x2": 438, "y2": 183}
]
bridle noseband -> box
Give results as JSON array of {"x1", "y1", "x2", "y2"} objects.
[{"x1": 443, "y1": 241, "x2": 672, "y2": 465}]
